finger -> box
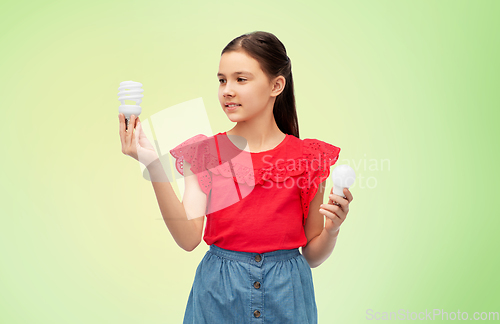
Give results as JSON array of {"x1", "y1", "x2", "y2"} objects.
[
  {"x1": 135, "y1": 121, "x2": 140, "y2": 148},
  {"x1": 343, "y1": 188, "x2": 354, "y2": 203},
  {"x1": 320, "y1": 204, "x2": 345, "y2": 221},
  {"x1": 137, "y1": 120, "x2": 143, "y2": 140},
  {"x1": 329, "y1": 193, "x2": 348, "y2": 210},
  {"x1": 319, "y1": 206, "x2": 343, "y2": 222},
  {"x1": 133, "y1": 115, "x2": 139, "y2": 129},
  {"x1": 127, "y1": 115, "x2": 135, "y2": 138},
  {"x1": 119, "y1": 113, "x2": 126, "y2": 147}
]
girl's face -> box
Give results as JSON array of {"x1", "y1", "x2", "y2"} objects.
[{"x1": 217, "y1": 51, "x2": 277, "y2": 122}]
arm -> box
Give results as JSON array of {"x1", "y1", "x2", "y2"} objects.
[
  {"x1": 302, "y1": 182, "x2": 353, "y2": 268},
  {"x1": 147, "y1": 159, "x2": 205, "y2": 252},
  {"x1": 301, "y1": 181, "x2": 340, "y2": 268}
]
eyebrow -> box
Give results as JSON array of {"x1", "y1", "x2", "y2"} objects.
[{"x1": 217, "y1": 71, "x2": 254, "y2": 77}]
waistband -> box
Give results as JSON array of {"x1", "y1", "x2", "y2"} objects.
[{"x1": 208, "y1": 244, "x2": 301, "y2": 265}]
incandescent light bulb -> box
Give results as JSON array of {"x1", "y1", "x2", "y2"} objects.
[{"x1": 331, "y1": 164, "x2": 356, "y2": 198}]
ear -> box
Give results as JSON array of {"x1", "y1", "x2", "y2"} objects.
[{"x1": 270, "y1": 75, "x2": 286, "y2": 98}]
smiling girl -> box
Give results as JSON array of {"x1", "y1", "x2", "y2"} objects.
[{"x1": 119, "y1": 31, "x2": 353, "y2": 324}]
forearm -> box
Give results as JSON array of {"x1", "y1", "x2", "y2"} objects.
[
  {"x1": 301, "y1": 227, "x2": 340, "y2": 268},
  {"x1": 147, "y1": 160, "x2": 200, "y2": 251}
]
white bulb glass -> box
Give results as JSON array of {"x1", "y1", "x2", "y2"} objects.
[
  {"x1": 331, "y1": 164, "x2": 356, "y2": 198},
  {"x1": 118, "y1": 81, "x2": 143, "y2": 127}
]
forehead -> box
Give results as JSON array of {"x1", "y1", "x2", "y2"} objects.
[{"x1": 218, "y1": 51, "x2": 262, "y2": 75}]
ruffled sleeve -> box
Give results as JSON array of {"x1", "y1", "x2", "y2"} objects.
[
  {"x1": 169, "y1": 134, "x2": 212, "y2": 196},
  {"x1": 299, "y1": 139, "x2": 341, "y2": 226}
]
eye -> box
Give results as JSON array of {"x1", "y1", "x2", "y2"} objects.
[{"x1": 218, "y1": 78, "x2": 246, "y2": 84}]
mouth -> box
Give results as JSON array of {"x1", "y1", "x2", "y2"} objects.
[{"x1": 225, "y1": 104, "x2": 241, "y2": 111}]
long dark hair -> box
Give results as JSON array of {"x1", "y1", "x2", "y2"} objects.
[{"x1": 221, "y1": 31, "x2": 300, "y2": 138}]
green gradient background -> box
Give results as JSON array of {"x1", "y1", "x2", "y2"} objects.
[{"x1": 1, "y1": 0, "x2": 499, "y2": 323}]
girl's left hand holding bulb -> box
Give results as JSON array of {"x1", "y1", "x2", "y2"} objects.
[
  {"x1": 118, "y1": 113, "x2": 159, "y2": 168},
  {"x1": 320, "y1": 187, "x2": 354, "y2": 236}
]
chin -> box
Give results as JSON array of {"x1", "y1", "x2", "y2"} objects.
[{"x1": 227, "y1": 115, "x2": 246, "y2": 123}]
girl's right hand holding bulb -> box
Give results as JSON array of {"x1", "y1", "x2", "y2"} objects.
[{"x1": 119, "y1": 113, "x2": 159, "y2": 168}]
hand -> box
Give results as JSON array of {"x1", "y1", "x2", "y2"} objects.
[
  {"x1": 319, "y1": 187, "x2": 353, "y2": 236},
  {"x1": 119, "y1": 113, "x2": 159, "y2": 167}
]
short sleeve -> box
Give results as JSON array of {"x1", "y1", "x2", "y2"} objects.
[
  {"x1": 300, "y1": 139, "x2": 341, "y2": 226},
  {"x1": 169, "y1": 134, "x2": 212, "y2": 196}
]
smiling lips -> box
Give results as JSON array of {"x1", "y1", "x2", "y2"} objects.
[{"x1": 225, "y1": 102, "x2": 241, "y2": 110}]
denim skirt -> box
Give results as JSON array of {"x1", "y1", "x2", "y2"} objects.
[{"x1": 183, "y1": 244, "x2": 317, "y2": 324}]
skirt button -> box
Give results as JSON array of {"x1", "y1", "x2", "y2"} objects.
[
  {"x1": 255, "y1": 254, "x2": 262, "y2": 262},
  {"x1": 254, "y1": 310, "x2": 261, "y2": 318}
]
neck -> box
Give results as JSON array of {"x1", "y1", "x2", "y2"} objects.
[{"x1": 226, "y1": 110, "x2": 285, "y2": 153}]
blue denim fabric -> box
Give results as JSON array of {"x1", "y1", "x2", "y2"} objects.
[{"x1": 183, "y1": 244, "x2": 317, "y2": 324}]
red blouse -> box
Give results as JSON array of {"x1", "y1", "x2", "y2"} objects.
[{"x1": 169, "y1": 131, "x2": 340, "y2": 253}]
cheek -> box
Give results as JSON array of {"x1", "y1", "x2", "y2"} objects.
[{"x1": 256, "y1": 84, "x2": 270, "y2": 97}]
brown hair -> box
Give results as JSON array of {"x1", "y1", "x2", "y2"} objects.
[{"x1": 221, "y1": 31, "x2": 300, "y2": 138}]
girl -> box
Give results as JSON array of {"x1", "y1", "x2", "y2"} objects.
[{"x1": 119, "y1": 31, "x2": 353, "y2": 324}]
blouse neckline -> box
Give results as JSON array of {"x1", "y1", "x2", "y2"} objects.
[{"x1": 220, "y1": 131, "x2": 290, "y2": 155}]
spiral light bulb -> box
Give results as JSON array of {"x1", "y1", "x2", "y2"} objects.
[
  {"x1": 118, "y1": 81, "x2": 143, "y2": 130},
  {"x1": 331, "y1": 164, "x2": 356, "y2": 198}
]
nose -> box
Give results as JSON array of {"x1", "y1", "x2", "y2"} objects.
[{"x1": 222, "y1": 82, "x2": 235, "y2": 98}]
